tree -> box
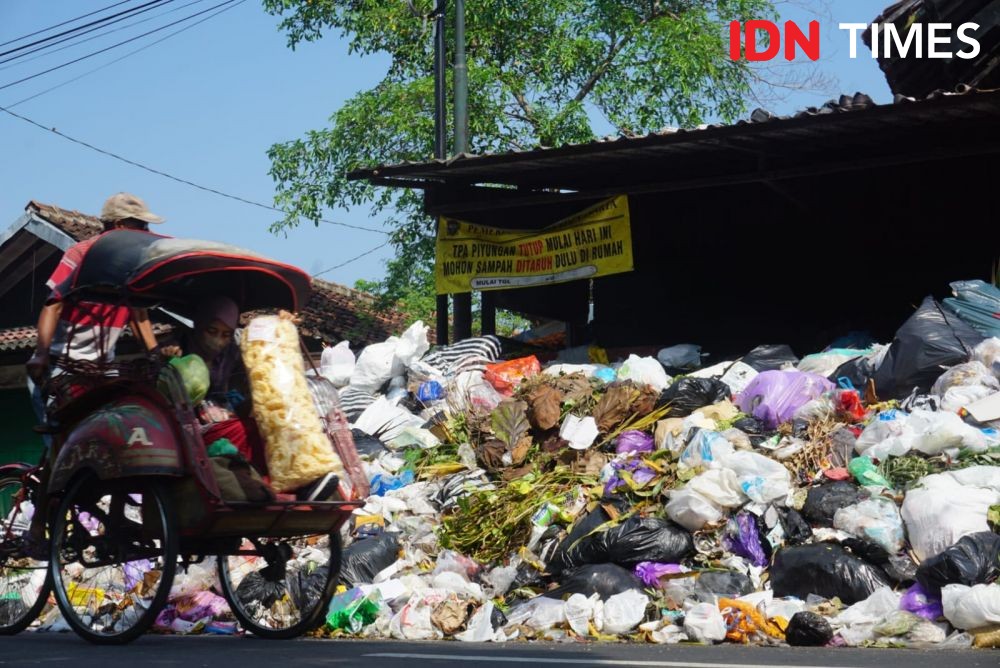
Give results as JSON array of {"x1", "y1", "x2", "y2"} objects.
[{"x1": 263, "y1": 0, "x2": 778, "y2": 320}]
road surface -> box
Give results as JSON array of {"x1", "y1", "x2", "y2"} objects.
[{"x1": 0, "y1": 635, "x2": 994, "y2": 668}]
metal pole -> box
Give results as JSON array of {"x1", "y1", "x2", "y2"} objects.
[
  {"x1": 453, "y1": 0, "x2": 468, "y2": 156},
  {"x1": 433, "y1": 0, "x2": 449, "y2": 345},
  {"x1": 452, "y1": 0, "x2": 473, "y2": 341}
]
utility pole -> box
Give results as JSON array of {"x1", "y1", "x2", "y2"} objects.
[
  {"x1": 451, "y1": 0, "x2": 473, "y2": 341},
  {"x1": 433, "y1": 0, "x2": 449, "y2": 346}
]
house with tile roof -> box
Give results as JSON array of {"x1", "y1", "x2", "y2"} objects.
[{"x1": 0, "y1": 200, "x2": 405, "y2": 465}]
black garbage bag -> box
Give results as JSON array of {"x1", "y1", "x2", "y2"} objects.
[
  {"x1": 829, "y1": 355, "x2": 876, "y2": 389},
  {"x1": 694, "y1": 571, "x2": 753, "y2": 601},
  {"x1": 801, "y1": 482, "x2": 864, "y2": 527},
  {"x1": 785, "y1": 611, "x2": 833, "y2": 647},
  {"x1": 548, "y1": 501, "x2": 629, "y2": 569},
  {"x1": 778, "y1": 508, "x2": 813, "y2": 545},
  {"x1": 840, "y1": 537, "x2": 916, "y2": 586},
  {"x1": 543, "y1": 563, "x2": 643, "y2": 601},
  {"x1": 236, "y1": 571, "x2": 287, "y2": 609},
  {"x1": 916, "y1": 532, "x2": 1000, "y2": 597},
  {"x1": 733, "y1": 416, "x2": 766, "y2": 435},
  {"x1": 490, "y1": 606, "x2": 508, "y2": 630},
  {"x1": 550, "y1": 517, "x2": 694, "y2": 574},
  {"x1": 656, "y1": 378, "x2": 731, "y2": 417},
  {"x1": 0, "y1": 598, "x2": 28, "y2": 625},
  {"x1": 288, "y1": 565, "x2": 330, "y2": 612},
  {"x1": 873, "y1": 296, "x2": 983, "y2": 401},
  {"x1": 351, "y1": 428, "x2": 387, "y2": 457},
  {"x1": 339, "y1": 532, "x2": 400, "y2": 587},
  {"x1": 770, "y1": 543, "x2": 892, "y2": 605},
  {"x1": 741, "y1": 344, "x2": 799, "y2": 372}
]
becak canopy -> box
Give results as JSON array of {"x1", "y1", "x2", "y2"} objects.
[{"x1": 63, "y1": 230, "x2": 311, "y2": 314}]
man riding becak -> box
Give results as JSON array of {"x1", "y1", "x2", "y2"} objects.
[
  {"x1": 21, "y1": 193, "x2": 163, "y2": 552},
  {"x1": 26, "y1": 193, "x2": 163, "y2": 435}
]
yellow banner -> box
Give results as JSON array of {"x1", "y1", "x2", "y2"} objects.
[{"x1": 435, "y1": 195, "x2": 632, "y2": 294}]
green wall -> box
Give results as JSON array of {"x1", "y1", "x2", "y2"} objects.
[{"x1": 0, "y1": 388, "x2": 44, "y2": 465}]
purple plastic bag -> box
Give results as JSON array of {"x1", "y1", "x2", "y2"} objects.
[
  {"x1": 616, "y1": 430, "x2": 655, "y2": 455},
  {"x1": 722, "y1": 511, "x2": 769, "y2": 567},
  {"x1": 900, "y1": 583, "x2": 943, "y2": 621},
  {"x1": 736, "y1": 370, "x2": 835, "y2": 428},
  {"x1": 634, "y1": 562, "x2": 686, "y2": 588},
  {"x1": 603, "y1": 458, "x2": 656, "y2": 495}
]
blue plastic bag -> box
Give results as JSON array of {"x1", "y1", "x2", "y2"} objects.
[
  {"x1": 370, "y1": 469, "x2": 415, "y2": 496},
  {"x1": 418, "y1": 381, "x2": 445, "y2": 402}
]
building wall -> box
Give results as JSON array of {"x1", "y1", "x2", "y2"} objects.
[{"x1": 0, "y1": 388, "x2": 44, "y2": 465}]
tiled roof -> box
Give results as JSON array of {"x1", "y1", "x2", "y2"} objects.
[
  {"x1": 26, "y1": 201, "x2": 103, "y2": 242},
  {"x1": 10, "y1": 202, "x2": 407, "y2": 352},
  {"x1": 298, "y1": 279, "x2": 408, "y2": 348},
  {"x1": 0, "y1": 323, "x2": 174, "y2": 354},
  {"x1": 0, "y1": 326, "x2": 36, "y2": 353}
]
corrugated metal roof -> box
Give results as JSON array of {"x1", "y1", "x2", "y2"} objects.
[{"x1": 348, "y1": 87, "x2": 1000, "y2": 191}]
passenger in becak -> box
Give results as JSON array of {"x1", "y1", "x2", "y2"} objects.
[{"x1": 160, "y1": 295, "x2": 267, "y2": 473}]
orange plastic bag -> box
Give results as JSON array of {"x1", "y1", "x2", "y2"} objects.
[{"x1": 484, "y1": 356, "x2": 541, "y2": 396}]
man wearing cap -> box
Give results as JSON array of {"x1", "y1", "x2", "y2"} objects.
[{"x1": 26, "y1": 193, "x2": 165, "y2": 421}]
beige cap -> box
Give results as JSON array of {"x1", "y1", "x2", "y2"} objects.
[{"x1": 100, "y1": 192, "x2": 165, "y2": 224}]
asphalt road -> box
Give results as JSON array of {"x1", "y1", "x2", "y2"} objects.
[{"x1": 0, "y1": 635, "x2": 994, "y2": 668}]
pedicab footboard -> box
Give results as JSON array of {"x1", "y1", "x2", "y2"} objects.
[{"x1": 186, "y1": 499, "x2": 362, "y2": 538}]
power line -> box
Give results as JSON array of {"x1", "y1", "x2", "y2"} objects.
[
  {"x1": 312, "y1": 242, "x2": 392, "y2": 278},
  {"x1": 0, "y1": 0, "x2": 207, "y2": 73},
  {"x1": 0, "y1": 0, "x2": 138, "y2": 48},
  {"x1": 0, "y1": 0, "x2": 232, "y2": 92},
  {"x1": 0, "y1": 104, "x2": 390, "y2": 235},
  {"x1": 0, "y1": 0, "x2": 167, "y2": 59},
  {"x1": 0, "y1": 0, "x2": 182, "y2": 68},
  {"x1": 6, "y1": 0, "x2": 237, "y2": 108}
]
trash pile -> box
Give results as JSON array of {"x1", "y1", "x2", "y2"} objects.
[{"x1": 32, "y1": 284, "x2": 1000, "y2": 647}]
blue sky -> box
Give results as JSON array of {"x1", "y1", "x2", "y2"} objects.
[{"x1": 0, "y1": 1, "x2": 890, "y2": 287}]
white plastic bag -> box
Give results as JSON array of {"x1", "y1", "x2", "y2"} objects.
[
  {"x1": 931, "y1": 361, "x2": 1000, "y2": 397},
  {"x1": 389, "y1": 594, "x2": 444, "y2": 640},
  {"x1": 564, "y1": 593, "x2": 598, "y2": 636},
  {"x1": 666, "y1": 487, "x2": 724, "y2": 531},
  {"x1": 351, "y1": 338, "x2": 400, "y2": 392},
  {"x1": 688, "y1": 361, "x2": 758, "y2": 395},
  {"x1": 448, "y1": 371, "x2": 503, "y2": 413},
  {"x1": 599, "y1": 589, "x2": 648, "y2": 635},
  {"x1": 901, "y1": 467, "x2": 1000, "y2": 560},
  {"x1": 855, "y1": 410, "x2": 915, "y2": 460},
  {"x1": 683, "y1": 602, "x2": 726, "y2": 643},
  {"x1": 505, "y1": 596, "x2": 567, "y2": 631},
  {"x1": 833, "y1": 497, "x2": 905, "y2": 554},
  {"x1": 456, "y1": 601, "x2": 497, "y2": 642},
  {"x1": 320, "y1": 341, "x2": 355, "y2": 387},
  {"x1": 388, "y1": 427, "x2": 440, "y2": 450},
  {"x1": 679, "y1": 430, "x2": 734, "y2": 470},
  {"x1": 973, "y1": 337, "x2": 1000, "y2": 378},
  {"x1": 942, "y1": 584, "x2": 1000, "y2": 630},
  {"x1": 560, "y1": 415, "x2": 599, "y2": 450},
  {"x1": 909, "y1": 409, "x2": 989, "y2": 455},
  {"x1": 685, "y1": 468, "x2": 747, "y2": 509},
  {"x1": 719, "y1": 450, "x2": 791, "y2": 504},
  {"x1": 617, "y1": 354, "x2": 671, "y2": 392},
  {"x1": 834, "y1": 587, "x2": 901, "y2": 628},
  {"x1": 392, "y1": 321, "x2": 430, "y2": 375},
  {"x1": 354, "y1": 396, "x2": 426, "y2": 443}
]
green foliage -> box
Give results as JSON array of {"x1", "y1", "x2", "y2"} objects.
[{"x1": 264, "y1": 0, "x2": 777, "y2": 311}]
